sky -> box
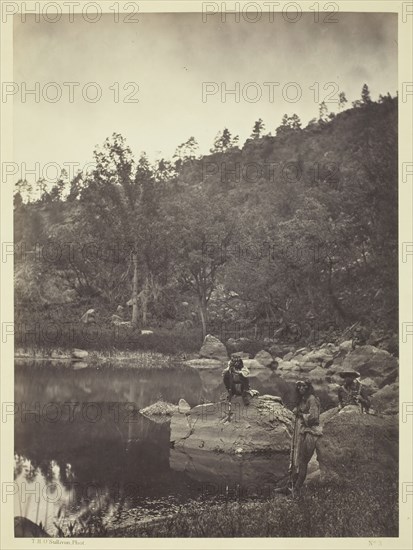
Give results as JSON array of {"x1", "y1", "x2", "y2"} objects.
[{"x1": 12, "y1": 11, "x2": 397, "y2": 184}]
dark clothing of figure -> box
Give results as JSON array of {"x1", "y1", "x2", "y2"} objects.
[
  {"x1": 338, "y1": 379, "x2": 370, "y2": 412},
  {"x1": 289, "y1": 394, "x2": 322, "y2": 492},
  {"x1": 222, "y1": 365, "x2": 250, "y2": 405}
]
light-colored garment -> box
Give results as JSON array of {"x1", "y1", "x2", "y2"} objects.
[{"x1": 290, "y1": 394, "x2": 323, "y2": 476}]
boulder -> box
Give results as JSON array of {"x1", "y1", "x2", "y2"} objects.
[
  {"x1": 200, "y1": 334, "x2": 228, "y2": 361},
  {"x1": 71, "y1": 348, "x2": 88, "y2": 359},
  {"x1": 316, "y1": 407, "x2": 398, "y2": 480},
  {"x1": 339, "y1": 340, "x2": 353, "y2": 353},
  {"x1": 276, "y1": 360, "x2": 300, "y2": 372},
  {"x1": 371, "y1": 383, "x2": 398, "y2": 415},
  {"x1": 307, "y1": 366, "x2": 327, "y2": 382},
  {"x1": 283, "y1": 351, "x2": 294, "y2": 361},
  {"x1": 268, "y1": 344, "x2": 284, "y2": 358},
  {"x1": 116, "y1": 305, "x2": 124, "y2": 314},
  {"x1": 141, "y1": 330, "x2": 154, "y2": 335},
  {"x1": 296, "y1": 347, "x2": 335, "y2": 368},
  {"x1": 341, "y1": 345, "x2": 398, "y2": 386},
  {"x1": 170, "y1": 395, "x2": 294, "y2": 454},
  {"x1": 254, "y1": 350, "x2": 276, "y2": 368},
  {"x1": 360, "y1": 377, "x2": 379, "y2": 394},
  {"x1": 297, "y1": 361, "x2": 321, "y2": 372},
  {"x1": 178, "y1": 398, "x2": 191, "y2": 413}
]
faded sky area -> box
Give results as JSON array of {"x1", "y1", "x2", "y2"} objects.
[{"x1": 13, "y1": 11, "x2": 397, "y2": 181}]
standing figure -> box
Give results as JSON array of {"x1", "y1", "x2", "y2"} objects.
[
  {"x1": 338, "y1": 370, "x2": 371, "y2": 413},
  {"x1": 289, "y1": 379, "x2": 323, "y2": 494},
  {"x1": 222, "y1": 356, "x2": 251, "y2": 405}
]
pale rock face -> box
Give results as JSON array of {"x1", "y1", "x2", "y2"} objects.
[
  {"x1": 199, "y1": 334, "x2": 228, "y2": 361},
  {"x1": 178, "y1": 398, "x2": 191, "y2": 413},
  {"x1": 71, "y1": 348, "x2": 88, "y2": 359},
  {"x1": 339, "y1": 340, "x2": 353, "y2": 352}
]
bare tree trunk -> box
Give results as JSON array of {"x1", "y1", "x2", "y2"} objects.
[
  {"x1": 199, "y1": 295, "x2": 208, "y2": 340},
  {"x1": 131, "y1": 252, "x2": 139, "y2": 326},
  {"x1": 141, "y1": 275, "x2": 148, "y2": 326}
]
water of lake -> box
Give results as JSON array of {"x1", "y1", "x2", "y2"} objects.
[{"x1": 14, "y1": 358, "x2": 295, "y2": 536}]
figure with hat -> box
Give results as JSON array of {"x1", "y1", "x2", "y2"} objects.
[
  {"x1": 288, "y1": 379, "x2": 323, "y2": 495},
  {"x1": 338, "y1": 370, "x2": 371, "y2": 413}
]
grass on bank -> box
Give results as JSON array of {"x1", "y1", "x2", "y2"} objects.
[
  {"x1": 111, "y1": 474, "x2": 398, "y2": 538},
  {"x1": 15, "y1": 326, "x2": 204, "y2": 357}
]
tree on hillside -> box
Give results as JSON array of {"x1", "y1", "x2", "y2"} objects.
[
  {"x1": 167, "y1": 189, "x2": 237, "y2": 338},
  {"x1": 173, "y1": 137, "x2": 200, "y2": 169},
  {"x1": 361, "y1": 84, "x2": 372, "y2": 105},
  {"x1": 276, "y1": 113, "x2": 302, "y2": 136},
  {"x1": 318, "y1": 101, "x2": 329, "y2": 123},
  {"x1": 210, "y1": 128, "x2": 239, "y2": 153},
  {"x1": 250, "y1": 118, "x2": 265, "y2": 139},
  {"x1": 48, "y1": 169, "x2": 69, "y2": 202},
  {"x1": 154, "y1": 158, "x2": 177, "y2": 185},
  {"x1": 14, "y1": 179, "x2": 33, "y2": 204},
  {"x1": 79, "y1": 133, "x2": 145, "y2": 324},
  {"x1": 338, "y1": 92, "x2": 348, "y2": 111}
]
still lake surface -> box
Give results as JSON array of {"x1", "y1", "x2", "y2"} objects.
[{"x1": 14, "y1": 358, "x2": 296, "y2": 535}]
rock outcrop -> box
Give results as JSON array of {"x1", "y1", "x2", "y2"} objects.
[
  {"x1": 170, "y1": 395, "x2": 294, "y2": 454},
  {"x1": 199, "y1": 335, "x2": 228, "y2": 361},
  {"x1": 270, "y1": 342, "x2": 398, "y2": 411}
]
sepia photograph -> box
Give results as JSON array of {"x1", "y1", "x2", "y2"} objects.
[{"x1": 1, "y1": 1, "x2": 412, "y2": 546}]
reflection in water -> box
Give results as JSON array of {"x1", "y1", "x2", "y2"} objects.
[
  {"x1": 15, "y1": 359, "x2": 292, "y2": 536},
  {"x1": 14, "y1": 455, "x2": 75, "y2": 536}
]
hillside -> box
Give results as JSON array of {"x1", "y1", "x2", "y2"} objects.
[{"x1": 13, "y1": 96, "x2": 398, "y2": 351}]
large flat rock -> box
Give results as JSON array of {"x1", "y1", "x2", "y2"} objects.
[{"x1": 170, "y1": 395, "x2": 294, "y2": 454}]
